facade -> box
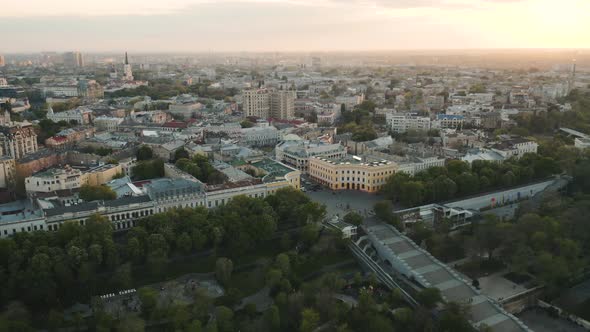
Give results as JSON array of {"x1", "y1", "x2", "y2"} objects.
[
  {"x1": 242, "y1": 88, "x2": 295, "y2": 120},
  {"x1": 47, "y1": 106, "x2": 93, "y2": 125},
  {"x1": 45, "y1": 127, "x2": 95, "y2": 150},
  {"x1": 490, "y1": 138, "x2": 538, "y2": 160},
  {"x1": 25, "y1": 164, "x2": 123, "y2": 193},
  {"x1": 308, "y1": 155, "x2": 398, "y2": 193},
  {"x1": 77, "y1": 80, "x2": 104, "y2": 99},
  {"x1": 276, "y1": 140, "x2": 347, "y2": 173},
  {"x1": 63, "y1": 52, "x2": 84, "y2": 67},
  {"x1": 270, "y1": 89, "x2": 296, "y2": 119},
  {"x1": 0, "y1": 156, "x2": 16, "y2": 188},
  {"x1": 0, "y1": 121, "x2": 38, "y2": 159},
  {"x1": 435, "y1": 114, "x2": 465, "y2": 129},
  {"x1": 41, "y1": 85, "x2": 79, "y2": 98},
  {"x1": 25, "y1": 166, "x2": 84, "y2": 193},
  {"x1": 94, "y1": 116, "x2": 124, "y2": 131},
  {"x1": 242, "y1": 88, "x2": 271, "y2": 118},
  {"x1": 168, "y1": 103, "x2": 202, "y2": 119},
  {"x1": 240, "y1": 126, "x2": 279, "y2": 147},
  {"x1": 386, "y1": 113, "x2": 431, "y2": 133},
  {"x1": 0, "y1": 159, "x2": 300, "y2": 237}
]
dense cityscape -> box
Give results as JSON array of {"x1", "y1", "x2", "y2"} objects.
[{"x1": 1, "y1": 2, "x2": 590, "y2": 331}]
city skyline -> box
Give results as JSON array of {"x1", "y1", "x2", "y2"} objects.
[{"x1": 2, "y1": 0, "x2": 589, "y2": 53}]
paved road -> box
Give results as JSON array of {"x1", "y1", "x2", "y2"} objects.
[
  {"x1": 446, "y1": 179, "x2": 559, "y2": 211},
  {"x1": 517, "y1": 308, "x2": 587, "y2": 332},
  {"x1": 305, "y1": 189, "x2": 389, "y2": 219}
]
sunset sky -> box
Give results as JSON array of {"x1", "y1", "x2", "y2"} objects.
[{"x1": 2, "y1": 0, "x2": 589, "y2": 52}]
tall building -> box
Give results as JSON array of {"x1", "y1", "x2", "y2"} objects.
[
  {"x1": 0, "y1": 55, "x2": 5, "y2": 67},
  {"x1": 270, "y1": 89, "x2": 296, "y2": 119},
  {"x1": 123, "y1": 52, "x2": 134, "y2": 81},
  {"x1": 63, "y1": 52, "x2": 84, "y2": 68},
  {"x1": 0, "y1": 114, "x2": 39, "y2": 160},
  {"x1": 242, "y1": 88, "x2": 295, "y2": 120}
]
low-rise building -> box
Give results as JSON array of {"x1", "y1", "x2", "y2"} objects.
[
  {"x1": 490, "y1": 137, "x2": 538, "y2": 160},
  {"x1": 45, "y1": 127, "x2": 95, "y2": 150},
  {"x1": 240, "y1": 126, "x2": 279, "y2": 147},
  {"x1": 276, "y1": 140, "x2": 347, "y2": 173},
  {"x1": 47, "y1": 106, "x2": 93, "y2": 125},
  {"x1": 94, "y1": 116, "x2": 124, "y2": 131},
  {"x1": 434, "y1": 114, "x2": 465, "y2": 129},
  {"x1": 25, "y1": 164, "x2": 123, "y2": 193}
]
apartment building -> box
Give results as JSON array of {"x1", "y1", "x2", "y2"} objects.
[
  {"x1": 0, "y1": 121, "x2": 39, "y2": 160},
  {"x1": 242, "y1": 88, "x2": 295, "y2": 120},
  {"x1": 385, "y1": 113, "x2": 431, "y2": 133}
]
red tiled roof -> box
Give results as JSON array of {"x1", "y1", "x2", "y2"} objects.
[{"x1": 163, "y1": 121, "x2": 188, "y2": 129}]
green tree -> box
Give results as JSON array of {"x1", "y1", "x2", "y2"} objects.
[
  {"x1": 111, "y1": 263, "x2": 132, "y2": 290},
  {"x1": 265, "y1": 305, "x2": 281, "y2": 331},
  {"x1": 176, "y1": 232, "x2": 192, "y2": 254},
  {"x1": 215, "y1": 258, "x2": 233, "y2": 286},
  {"x1": 138, "y1": 287, "x2": 158, "y2": 317},
  {"x1": 80, "y1": 184, "x2": 117, "y2": 201},
  {"x1": 116, "y1": 316, "x2": 145, "y2": 332},
  {"x1": 416, "y1": 287, "x2": 442, "y2": 309},
  {"x1": 275, "y1": 253, "x2": 291, "y2": 275},
  {"x1": 136, "y1": 145, "x2": 153, "y2": 161},
  {"x1": 240, "y1": 120, "x2": 254, "y2": 128},
  {"x1": 174, "y1": 147, "x2": 190, "y2": 161},
  {"x1": 300, "y1": 308, "x2": 320, "y2": 332},
  {"x1": 475, "y1": 215, "x2": 505, "y2": 261},
  {"x1": 343, "y1": 212, "x2": 363, "y2": 226},
  {"x1": 215, "y1": 306, "x2": 234, "y2": 332}
]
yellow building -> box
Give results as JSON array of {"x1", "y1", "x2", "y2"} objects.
[
  {"x1": 309, "y1": 156, "x2": 397, "y2": 193},
  {"x1": 83, "y1": 164, "x2": 123, "y2": 186}
]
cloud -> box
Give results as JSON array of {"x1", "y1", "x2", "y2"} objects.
[{"x1": 1, "y1": 0, "x2": 520, "y2": 17}]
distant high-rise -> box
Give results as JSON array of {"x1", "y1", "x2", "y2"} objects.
[
  {"x1": 0, "y1": 55, "x2": 5, "y2": 67},
  {"x1": 123, "y1": 52, "x2": 134, "y2": 81},
  {"x1": 242, "y1": 88, "x2": 295, "y2": 120},
  {"x1": 63, "y1": 52, "x2": 84, "y2": 68}
]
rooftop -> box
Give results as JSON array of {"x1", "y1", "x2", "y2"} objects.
[
  {"x1": 365, "y1": 223, "x2": 530, "y2": 332},
  {"x1": 252, "y1": 158, "x2": 298, "y2": 179}
]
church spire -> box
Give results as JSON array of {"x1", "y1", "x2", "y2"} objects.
[{"x1": 125, "y1": 52, "x2": 129, "y2": 65}]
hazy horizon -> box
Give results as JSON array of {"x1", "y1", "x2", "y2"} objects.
[{"x1": 2, "y1": 0, "x2": 589, "y2": 53}]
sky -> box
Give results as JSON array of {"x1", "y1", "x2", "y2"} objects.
[{"x1": 2, "y1": 0, "x2": 589, "y2": 52}]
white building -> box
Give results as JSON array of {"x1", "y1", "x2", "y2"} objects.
[
  {"x1": 386, "y1": 113, "x2": 431, "y2": 133},
  {"x1": 276, "y1": 140, "x2": 347, "y2": 173},
  {"x1": 434, "y1": 114, "x2": 465, "y2": 129},
  {"x1": 25, "y1": 167, "x2": 84, "y2": 193},
  {"x1": 47, "y1": 106, "x2": 93, "y2": 125},
  {"x1": 94, "y1": 116, "x2": 124, "y2": 131},
  {"x1": 490, "y1": 138, "x2": 538, "y2": 160},
  {"x1": 241, "y1": 126, "x2": 279, "y2": 147},
  {"x1": 575, "y1": 137, "x2": 590, "y2": 149}
]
